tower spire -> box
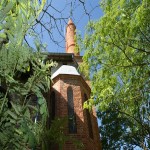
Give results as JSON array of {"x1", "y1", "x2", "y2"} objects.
[{"x1": 65, "y1": 19, "x2": 79, "y2": 56}]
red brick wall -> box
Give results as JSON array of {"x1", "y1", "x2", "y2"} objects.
[{"x1": 51, "y1": 74, "x2": 101, "y2": 150}]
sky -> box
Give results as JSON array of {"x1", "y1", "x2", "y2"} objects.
[{"x1": 27, "y1": 0, "x2": 103, "y2": 54}]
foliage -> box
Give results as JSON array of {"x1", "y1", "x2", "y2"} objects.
[
  {"x1": 81, "y1": 0, "x2": 150, "y2": 149},
  {"x1": 39, "y1": 117, "x2": 84, "y2": 150},
  {"x1": 35, "y1": 118, "x2": 68, "y2": 150},
  {"x1": 97, "y1": 103, "x2": 149, "y2": 149},
  {"x1": 0, "y1": 0, "x2": 70, "y2": 150}
]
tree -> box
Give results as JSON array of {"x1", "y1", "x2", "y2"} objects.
[
  {"x1": 0, "y1": 1, "x2": 92, "y2": 149},
  {"x1": 81, "y1": 0, "x2": 150, "y2": 149},
  {"x1": 0, "y1": 1, "x2": 70, "y2": 149}
]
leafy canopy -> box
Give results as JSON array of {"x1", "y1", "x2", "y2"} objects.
[
  {"x1": 0, "y1": 0, "x2": 70, "y2": 150},
  {"x1": 81, "y1": 0, "x2": 150, "y2": 149}
]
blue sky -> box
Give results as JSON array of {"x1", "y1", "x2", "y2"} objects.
[{"x1": 27, "y1": 0, "x2": 103, "y2": 54}]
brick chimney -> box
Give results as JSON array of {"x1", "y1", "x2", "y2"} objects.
[{"x1": 66, "y1": 19, "x2": 79, "y2": 56}]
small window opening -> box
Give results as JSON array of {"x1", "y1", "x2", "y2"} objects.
[{"x1": 67, "y1": 87, "x2": 77, "y2": 133}]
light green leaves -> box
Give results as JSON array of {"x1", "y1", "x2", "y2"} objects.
[
  {"x1": 0, "y1": 0, "x2": 46, "y2": 46},
  {"x1": 83, "y1": 97, "x2": 94, "y2": 111},
  {"x1": 83, "y1": 0, "x2": 150, "y2": 110},
  {"x1": 81, "y1": 0, "x2": 150, "y2": 149}
]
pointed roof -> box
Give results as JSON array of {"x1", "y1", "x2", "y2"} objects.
[
  {"x1": 67, "y1": 18, "x2": 76, "y2": 27},
  {"x1": 68, "y1": 18, "x2": 73, "y2": 24}
]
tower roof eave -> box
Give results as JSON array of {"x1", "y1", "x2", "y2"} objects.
[{"x1": 51, "y1": 65, "x2": 80, "y2": 79}]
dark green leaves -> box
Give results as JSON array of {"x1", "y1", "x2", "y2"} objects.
[{"x1": 0, "y1": 0, "x2": 55, "y2": 149}]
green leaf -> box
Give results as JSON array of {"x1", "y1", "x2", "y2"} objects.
[
  {"x1": 0, "y1": 32, "x2": 7, "y2": 39},
  {"x1": 7, "y1": 110, "x2": 17, "y2": 120},
  {"x1": 24, "y1": 108, "x2": 30, "y2": 119},
  {"x1": 10, "y1": 102, "x2": 20, "y2": 115},
  {"x1": 28, "y1": 132, "x2": 36, "y2": 148},
  {"x1": 38, "y1": 97, "x2": 44, "y2": 105},
  {"x1": 40, "y1": 103, "x2": 46, "y2": 114}
]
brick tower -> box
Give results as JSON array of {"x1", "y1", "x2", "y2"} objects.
[{"x1": 48, "y1": 19, "x2": 101, "y2": 150}]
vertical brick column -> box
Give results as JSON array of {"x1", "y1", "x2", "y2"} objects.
[{"x1": 51, "y1": 75, "x2": 101, "y2": 150}]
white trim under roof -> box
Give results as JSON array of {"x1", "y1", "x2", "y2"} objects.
[{"x1": 51, "y1": 65, "x2": 80, "y2": 79}]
